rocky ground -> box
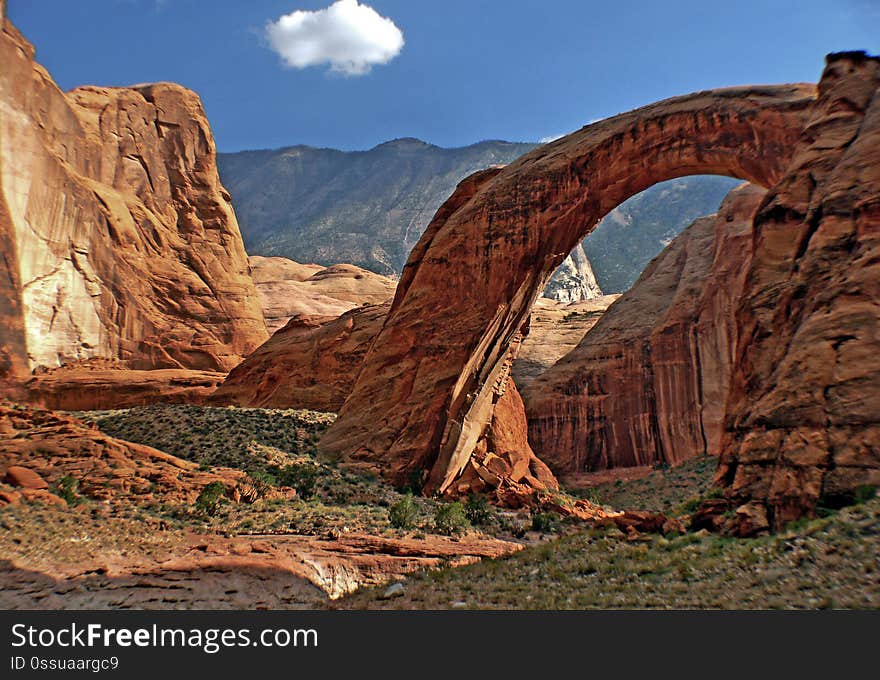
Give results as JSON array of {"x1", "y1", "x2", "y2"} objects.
[
  {"x1": 0, "y1": 403, "x2": 536, "y2": 607},
  {"x1": 1, "y1": 403, "x2": 877, "y2": 609},
  {"x1": 337, "y1": 495, "x2": 880, "y2": 610}
]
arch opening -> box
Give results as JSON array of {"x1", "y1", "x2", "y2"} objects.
[
  {"x1": 318, "y1": 82, "x2": 818, "y2": 500},
  {"x1": 522, "y1": 179, "x2": 765, "y2": 479}
]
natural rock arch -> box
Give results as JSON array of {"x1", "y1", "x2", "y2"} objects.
[{"x1": 319, "y1": 83, "x2": 817, "y2": 496}]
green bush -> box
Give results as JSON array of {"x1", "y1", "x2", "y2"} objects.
[
  {"x1": 681, "y1": 497, "x2": 703, "y2": 514},
  {"x1": 55, "y1": 475, "x2": 81, "y2": 506},
  {"x1": 389, "y1": 493, "x2": 418, "y2": 529},
  {"x1": 195, "y1": 481, "x2": 226, "y2": 516},
  {"x1": 433, "y1": 501, "x2": 470, "y2": 535},
  {"x1": 274, "y1": 463, "x2": 319, "y2": 500},
  {"x1": 530, "y1": 510, "x2": 560, "y2": 534},
  {"x1": 246, "y1": 468, "x2": 277, "y2": 500},
  {"x1": 854, "y1": 485, "x2": 877, "y2": 504},
  {"x1": 464, "y1": 494, "x2": 494, "y2": 526}
]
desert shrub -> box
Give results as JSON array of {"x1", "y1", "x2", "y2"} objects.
[
  {"x1": 433, "y1": 501, "x2": 470, "y2": 535},
  {"x1": 274, "y1": 463, "x2": 318, "y2": 500},
  {"x1": 530, "y1": 510, "x2": 561, "y2": 534},
  {"x1": 464, "y1": 494, "x2": 494, "y2": 526},
  {"x1": 389, "y1": 493, "x2": 418, "y2": 529},
  {"x1": 54, "y1": 475, "x2": 81, "y2": 506},
  {"x1": 855, "y1": 485, "x2": 877, "y2": 504},
  {"x1": 246, "y1": 469, "x2": 277, "y2": 500},
  {"x1": 195, "y1": 481, "x2": 227, "y2": 516},
  {"x1": 499, "y1": 515, "x2": 528, "y2": 539},
  {"x1": 681, "y1": 497, "x2": 703, "y2": 514}
]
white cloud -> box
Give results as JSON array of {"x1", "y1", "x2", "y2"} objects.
[{"x1": 266, "y1": 0, "x2": 404, "y2": 76}]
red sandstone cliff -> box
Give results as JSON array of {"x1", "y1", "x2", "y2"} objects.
[
  {"x1": 0, "y1": 21, "x2": 267, "y2": 375},
  {"x1": 711, "y1": 52, "x2": 880, "y2": 532},
  {"x1": 212, "y1": 304, "x2": 389, "y2": 411},
  {"x1": 319, "y1": 81, "x2": 816, "y2": 499}
]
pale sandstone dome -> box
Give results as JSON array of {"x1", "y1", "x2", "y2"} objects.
[
  {"x1": 0, "y1": 22, "x2": 267, "y2": 377},
  {"x1": 248, "y1": 255, "x2": 397, "y2": 333}
]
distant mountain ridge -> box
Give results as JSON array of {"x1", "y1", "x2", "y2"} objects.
[
  {"x1": 218, "y1": 139, "x2": 740, "y2": 293},
  {"x1": 219, "y1": 138, "x2": 537, "y2": 276}
]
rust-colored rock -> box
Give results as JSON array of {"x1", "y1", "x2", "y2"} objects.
[
  {"x1": 4, "y1": 465, "x2": 48, "y2": 490},
  {"x1": 716, "y1": 52, "x2": 880, "y2": 530},
  {"x1": 23, "y1": 359, "x2": 225, "y2": 411},
  {"x1": 0, "y1": 402, "x2": 252, "y2": 507},
  {"x1": 0, "y1": 21, "x2": 267, "y2": 375},
  {"x1": 249, "y1": 256, "x2": 396, "y2": 333},
  {"x1": 319, "y1": 78, "x2": 817, "y2": 499},
  {"x1": 523, "y1": 184, "x2": 765, "y2": 472},
  {"x1": 212, "y1": 304, "x2": 389, "y2": 411}
]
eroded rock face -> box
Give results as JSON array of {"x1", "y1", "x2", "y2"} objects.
[
  {"x1": 23, "y1": 359, "x2": 226, "y2": 411},
  {"x1": 212, "y1": 305, "x2": 389, "y2": 411},
  {"x1": 714, "y1": 52, "x2": 880, "y2": 531},
  {"x1": 0, "y1": 21, "x2": 267, "y2": 374},
  {"x1": 0, "y1": 402, "x2": 251, "y2": 507},
  {"x1": 319, "y1": 79, "x2": 816, "y2": 499},
  {"x1": 511, "y1": 295, "x2": 619, "y2": 390},
  {"x1": 249, "y1": 256, "x2": 396, "y2": 333},
  {"x1": 523, "y1": 184, "x2": 765, "y2": 472}
]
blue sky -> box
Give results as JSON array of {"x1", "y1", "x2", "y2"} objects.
[{"x1": 8, "y1": 1, "x2": 879, "y2": 152}]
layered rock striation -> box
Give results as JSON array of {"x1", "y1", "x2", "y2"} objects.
[{"x1": 712, "y1": 52, "x2": 880, "y2": 531}]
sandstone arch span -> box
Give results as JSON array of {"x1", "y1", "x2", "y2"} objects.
[{"x1": 319, "y1": 83, "x2": 817, "y2": 497}]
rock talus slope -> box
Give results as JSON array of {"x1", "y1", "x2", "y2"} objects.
[{"x1": 0, "y1": 21, "x2": 267, "y2": 374}]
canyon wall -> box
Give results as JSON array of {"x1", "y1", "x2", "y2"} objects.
[
  {"x1": 0, "y1": 20, "x2": 267, "y2": 374},
  {"x1": 712, "y1": 52, "x2": 880, "y2": 531}
]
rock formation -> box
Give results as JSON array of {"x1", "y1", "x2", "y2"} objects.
[
  {"x1": 710, "y1": 52, "x2": 880, "y2": 532},
  {"x1": 541, "y1": 243, "x2": 603, "y2": 303},
  {"x1": 23, "y1": 359, "x2": 226, "y2": 411},
  {"x1": 249, "y1": 256, "x2": 396, "y2": 333},
  {"x1": 523, "y1": 184, "x2": 764, "y2": 472},
  {"x1": 0, "y1": 401, "x2": 523, "y2": 604},
  {"x1": 213, "y1": 292, "x2": 615, "y2": 417},
  {"x1": 511, "y1": 295, "x2": 619, "y2": 389},
  {"x1": 0, "y1": 21, "x2": 267, "y2": 375},
  {"x1": 319, "y1": 80, "x2": 817, "y2": 500},
  {"x1": 212, "y1": 305, "x2": 389, "y2": 411}
]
